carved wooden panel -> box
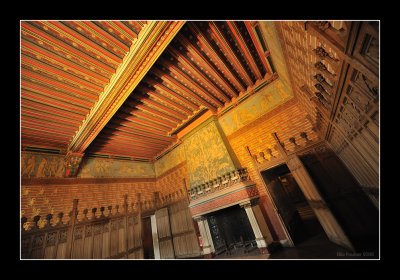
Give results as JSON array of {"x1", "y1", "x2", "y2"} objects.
[{"x1": 352, "y1": 22, "x2": 379, "y2": 75}]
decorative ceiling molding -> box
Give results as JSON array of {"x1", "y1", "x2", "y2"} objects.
[{"x1": 68, "y1": 21, "x2": 186, "y2": 153}]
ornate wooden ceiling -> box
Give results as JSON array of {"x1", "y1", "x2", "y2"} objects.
[
  {"x1": 21, "y1": 21, "x2": 274, "y2": 161},
  {"x1": 21, "y1": 20, "x2": 147, "y2": 151}
]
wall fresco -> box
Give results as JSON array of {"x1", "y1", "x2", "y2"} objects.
[
  {"x1": 78, "y1": 157, "x2": 155, "y2": 178},
  {"x1": 21, "y1": 152, "x2": 65, "y2": 178},
  {"x1": 154, "y1": 144, "x2": 185, "y2": 177},
  {"x1": 184, "y1": 121, "x2": 235, "y2": 187},
  {"x1": 219, "y1": 79, "x2": 293, "y2": 136}
]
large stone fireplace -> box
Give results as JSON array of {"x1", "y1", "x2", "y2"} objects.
[{"x1": 188, "y1": 168, "x2": 273, "y2": 258}]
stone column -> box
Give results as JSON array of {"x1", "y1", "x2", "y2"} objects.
[
  {"x1": 240, "y1": 201, "x2": 269, "y2": 254},
  {"x1": 150, "y1": 214, "x2": 160, "y2": 259},
  {"x1": 195, "y1": 216, "x2": 213, "y2": 258},
  {"x1": 203, "y1": 218, "x2": 215, "y2": 253}
]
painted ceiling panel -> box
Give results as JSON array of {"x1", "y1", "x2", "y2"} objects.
[{"x1": 21, "y1": 20, "x2": 146, "y2": 151}]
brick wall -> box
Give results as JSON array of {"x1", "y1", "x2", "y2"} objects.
[
  {"x1": 156, "y1": 162, "x2": 190, "y2": 202},
  {"x1": 225, "y1": 99, "x2": 319, "y2": 240}
]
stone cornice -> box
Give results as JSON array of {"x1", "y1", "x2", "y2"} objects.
[{"x1": 68, "y1": 21, "x2": 186, "y2": 153}]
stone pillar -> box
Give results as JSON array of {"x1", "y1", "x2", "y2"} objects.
[
  {"x1": 150, "y1": 214, "x2": 160, "y2": 259},
  {"x1": 240, "y1": 201, "x2": 269, "y2": 254},
  {"x1": 203, "y1": 218, "x2": 215, "y2": 253},
  {"x1": 195, "y1": 216, "x2": 213, "y2": 258}
]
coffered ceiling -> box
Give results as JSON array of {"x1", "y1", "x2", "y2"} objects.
[{"x1": 21, "y1": 20, "x2": 274, "y2": 160}]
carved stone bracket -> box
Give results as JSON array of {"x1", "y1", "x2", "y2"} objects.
[
  {"x1": 313, "y1": 46, "x2": 339, "y2": 62},
  {"x1": 64, "y1": 152, "x2": 84, "y2": 177},
  {"x1": 315, "y1": 61, "x2": 336, "y2": 78}
]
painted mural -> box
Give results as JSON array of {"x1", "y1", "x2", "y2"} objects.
[
  {"x1": 154, "y1": 144, "x2": 185, "y2": 177},
  {"x1": 219, "y1": 79, "x2": 293, "y2": 136},
  {"x1": 77, "y1": 157, "x2": 155, "y2": 178},
  {"x1": 21, "y1": 152, "x2": 65, "y2": 178},
  {"x1": 184, "y1": 121, "x2": 235, "y2": 187}
]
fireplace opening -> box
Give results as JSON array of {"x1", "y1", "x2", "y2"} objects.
[{"x1": 205, "y1": 204, "x2": 257, "y2": 256}]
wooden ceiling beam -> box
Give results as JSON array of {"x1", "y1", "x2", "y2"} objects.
[
  {"x1": 145, "y1": 77, "x2": 199, "y2": 111},
  {"x1": 22, "y1": 68, "x2": 99, "y2": 101},
  {"x1": 131, "y1": 110, "x2": 176, "y2": 128},
  {"x1": 22, "y1": 54, "x2": 104, "y2": 93},
  {"x1": 21, "y1": 39, "x2": 111, "y2": 82},
  {"x1": 136, "y1": 103, "x2": 182, "y2": 123},
  {"x1": 96, "y1": 131, "x2": 170, "y2": 146},
  {"x1": 77, "y1": 21, "x2": 130, "y2": 53},
  {"x1": 68, "y1": 21, "x2": 186, "y2": 154},
  {"x1": 226, "y1": 21, "x2": 263, "y2": 80},
  {"x1": 141, "y1": 97, "x2": 187, "y2": 119},
  {"x1": 92, "y1": 138, "x2": 167, "y2": 150},
  {"x1": 21, "y1": 107, "x2": 82, "y2": 127},
  {"x1": 45, "y1": 21, "x2": 122, "y2": 64},
  {"x1": 21, "y1": 82, "x2": 93, "y2": 109},
  {"x1": 187, "y1": 23, "x2": 245, "y2": 93},
  {"x1": 136, "y1": 84, "x2": 193, "y2": 115},
  {"x1": 151, "y1": 67, "x2": 218, "y2": 111},
  {"x1": 244, "y1": 22, "x2": 271, "y2": 74},
  {"x1": 162, "y1": 48, "x2": 224, "y2": 107},
  {"x1": 87, "y1": 147, "x2": 155, "y2": 159},
  {"x1": 88, "y1": 145, "x2": 156, "y2": 155},
  {"x1": 104, "y1": 123, "x2": 174, "y2": 141},
  {"x1": 173, "y1": 34, "x2": 233, "y2": 101},
  {"x1": 157, "y1": 55, "x2": 229, "y2": 105},
  {"x1": 110, "y1": 116, "x2": 169, "y2": 134},
  {"x1": 114, "y1": 112, "x2": 171, "y2": 132},
  {"x1": 21, "y1": 99, "x2": 86, "y2": 121},
  {"x1": 22, "y1": 22, "x2": 115, "y2": 73},
  {"x1": 110, "y1": 21, "x2": 139, "y2": 42},
  {"x1": 22, "y1": 90, "x2": 90, "y2": 116},
  {"x1": 22, "y1": 114, "x2": 78, "y2": 129},
  {"x1": 208, "y1": 22, "x2": 254, "y2": 87},
  {"x1": 22, "y1": 118, "x2": 77, "y2": 133}
]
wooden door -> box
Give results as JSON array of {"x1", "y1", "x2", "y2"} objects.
[
  {"x1": 261, "y1": 169, "x2": 299, "y2": 244},
  {"x1": 169, "y1": 200, "x2": 201, "y2": 258},
  {"x1": 155, "y1": 207, "x2": 175, "y2": 259},
  {"x1": 286, "y1": 155, "x2": 354, "y2": 251}
]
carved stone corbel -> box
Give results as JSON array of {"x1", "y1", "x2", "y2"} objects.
[{"x1": 64, "y1": 152, "x2": 84, "y2": 177}]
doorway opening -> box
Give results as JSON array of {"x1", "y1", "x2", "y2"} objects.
[
  {"x1": 206, "y1": 204, "x2": 257, "y2": 257},
  {"x1": 142, "y1": 216, "x2": 154, "y2": 259},
  {"x1": 261, "y1": 164, "x2": 326, "y2": 245}
]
